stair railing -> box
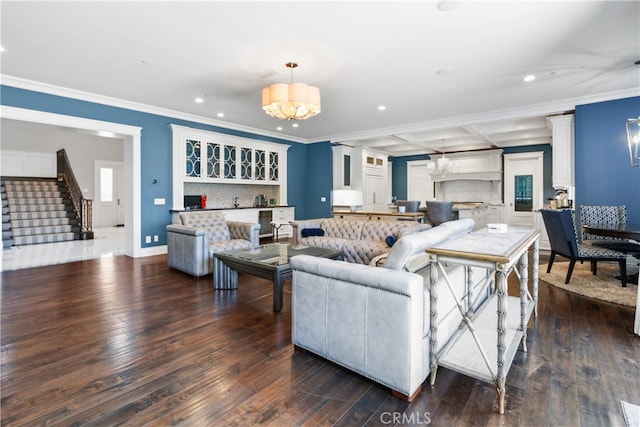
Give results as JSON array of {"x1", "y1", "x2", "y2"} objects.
[{"x1": 57, "y1": 149, "x2": 94, "y2": 239}]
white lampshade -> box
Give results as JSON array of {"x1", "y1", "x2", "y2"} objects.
[{"x1": 261, "y1": 63, "x2": 321, "y2": 121}]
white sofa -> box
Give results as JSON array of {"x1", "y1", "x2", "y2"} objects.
[
  {"x1": 289, "y1": 218, "x2": 491, "y2": 401},
  {"x1": 290, "y1": 217, "x2": 431, "y2": 265}
]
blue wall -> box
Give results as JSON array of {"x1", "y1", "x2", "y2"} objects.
[
  {"x1": 575, "y1": 96, "x2": 640, "y2": 223},
  {"x1": 0, "y1": 85, "x2": 311, "y2": 247},
  {"x1": 4, "y1": 85, "x2": 637, "y2": 236}
]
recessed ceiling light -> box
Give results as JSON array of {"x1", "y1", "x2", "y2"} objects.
[
  {"x1": 0, "y1": 46, "x2": 5, "y2": 53},
  {"x1": 378, "y1": 105, "x2": 386, "y2": 111},
  {"x1": 292, "y1": 123, "x2": 299, "y2": 128},
  {"x1": 437, "y1": 1, "x2": 462, "y2": 11},
  {"x1": 195, "y1": 97, "x2": 204, "y2": 103},
  {"x1": 436, "y1": 68, "x2": 455, "y2": 76},
  {"x1": 216, "y1": 112, "x2": 224, "y2": 118},
  {"x1": 276, "y1": 126, "x2": 283, "y2": 131},
  {"x1": 524, "y1": 74, "x2": 536, "y2": 82}
]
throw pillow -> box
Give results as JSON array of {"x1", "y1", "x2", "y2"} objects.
[
  {"x1": 385, "y1": 235, "x2": 397, "y2": 247},
  {"x1": 301, "y1": 228, "x2": 325, "y2": 238}
]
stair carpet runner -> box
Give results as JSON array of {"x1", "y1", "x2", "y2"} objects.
[{"x1": 2, "y1": 178, "x2": 77, "y2": 247}]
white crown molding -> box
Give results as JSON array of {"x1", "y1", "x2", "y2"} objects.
[
  {"x1": 3, "y1": 74, "x2": 638, "y2": 147},
  {"x1": 0, "y1": 75, "x2": 309, "y2": 144},
  {"x1": 321, "y1": 87, "x2": 640, "y2": 144}
]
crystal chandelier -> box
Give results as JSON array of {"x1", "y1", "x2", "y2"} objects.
[
  {"x1": 427, "y1": 140, "x2": 458, "y2": 178},
  {"x1": 261, "y1": 62, "x2": 321, "y2": 121}
]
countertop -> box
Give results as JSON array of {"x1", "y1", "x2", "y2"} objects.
[{"x1": 170, "y1": 205, "x2": 292, "y2": 213}]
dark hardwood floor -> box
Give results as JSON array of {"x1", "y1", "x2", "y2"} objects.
[{"x1": 1, "y1": 251, "x2": 638, "y2": 426}]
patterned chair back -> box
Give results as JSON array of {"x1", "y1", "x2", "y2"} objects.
[{"x1": 579, "y1": 205, "x2": 627, "y2": 242}]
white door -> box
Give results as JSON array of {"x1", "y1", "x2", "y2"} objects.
[
  {"x1": 503, "y1": 152, "x2": 544, "y2": 227},
  {"x1": 407, "y1": 160, "x2": 433, "y2": 206},
  {"x1": 95, "y1": 161, "x2": 125, "y2": 227}
]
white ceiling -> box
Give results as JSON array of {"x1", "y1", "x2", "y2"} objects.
[{"x1": 1, "y1": 1, "x2": 639, "y2": 156}]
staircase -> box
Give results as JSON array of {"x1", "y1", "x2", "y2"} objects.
[{"x1": 1, "y1": 177, "x2": 78, "y2": 248}]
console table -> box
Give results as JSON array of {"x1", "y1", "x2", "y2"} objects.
[{"x1": 426, "y1": 227, "x2": 539, "y2": 414}]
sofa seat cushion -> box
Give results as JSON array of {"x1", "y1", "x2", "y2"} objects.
[
  {"x1": 343, "y1": 240, "x2": 389, "y2": 265},
  {"x1": 208, "y1": 239, "x2": 253, "y2": 256},
  {"x1": 300, "y1": 236, "x2": 349, "y2": 252}
]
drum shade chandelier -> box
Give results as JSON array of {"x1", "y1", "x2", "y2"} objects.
[
  {"x1": 261, "y1": 62, "x2": 321, "y2": 121},
  {"x1": 626, "y1": 116, "x2": 640, "y2": 167}
]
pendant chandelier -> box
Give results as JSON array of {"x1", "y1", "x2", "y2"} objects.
[
  {"x1": 427, "y1": 139, "x2": 458, "y2": 178},
  {"x1": 261, "y1": 62, "x2": 321, "y2": 121}
]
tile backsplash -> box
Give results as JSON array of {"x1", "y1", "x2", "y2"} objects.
[
  {"x1": 435, "y1": 179, "x2": 502, "y2": 204},
  {"x1": 184, "y1": 183, "x2": 280, "y2": 209}
]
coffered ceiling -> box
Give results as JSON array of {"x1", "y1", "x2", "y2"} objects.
[{"x1": 1, "y1": 1, "x2": 638, "y2": 156}]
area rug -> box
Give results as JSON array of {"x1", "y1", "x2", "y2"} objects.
[
  {"x1": 621, "y1": 401, "x2": 640, "y2": 427},
  {"x1": 540, "y1": 261, "x2": 637, "y2": 308}
]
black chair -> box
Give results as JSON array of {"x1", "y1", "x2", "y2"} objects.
[
  {"x1": 540, "y1": 209, "x2": 627, "y2": 287},
  {"x1": 426, "y1": 201, "x2": 455, "y2": 226}
]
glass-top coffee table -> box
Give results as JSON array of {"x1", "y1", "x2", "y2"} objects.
[{"x1": 213, "y1": 243, "x2": 343, "y2": 312}]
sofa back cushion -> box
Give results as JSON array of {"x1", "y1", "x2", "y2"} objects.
[
  {"x1": 360, "y1": 220, "x2": 429, "y2": 242},
  {"x1": 320, "y1": 218, "x2": 365, "y2": 240},
  {"x1": 180, "y1": 211, "x2": 231, "y2": 241},
  {"x1": 383, "y1": 218, "x2": 475, "y2": 271}
]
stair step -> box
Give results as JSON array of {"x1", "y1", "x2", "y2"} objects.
[
  {"x1": 7, "y1": 197, "x2": 64, "y2": 205},
  {"x1": 12, "y1": 225, "x2": 73, "y2": 237},
  {"x1": 13, "y1": 233, "x2": 76, "y2": 245},
  {"x1": 10, "y1": 217, "x2": 70, "y2": 228},
  {"x1": 3, "y1": 239, "x2": 14, "y2": 248},
  {"x1": 10, "y1": 211, "x2": 69, "y2": 220},
  {"x1": 9, "y1": 204, "x2": 67, "y2": 213},
  {"x1": 4, "y1": 183, "x2": 60, "y2": 191},
  {"x1": 6, "y1": 191, "x2": 62, "y2": 198},
  {"x1": 2, "y1": 222, "x2": 12, "y2": 231}
]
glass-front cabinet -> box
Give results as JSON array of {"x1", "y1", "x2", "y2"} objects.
[
  {"x1": 171, "y1": 125, "x2": 289, "y2": 210},
  {"x1": 174, "y1": 126, "x2": 285, "y2": 185}
]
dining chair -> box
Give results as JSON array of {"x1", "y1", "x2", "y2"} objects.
[
  {"x1": 579, "y1": 205, "x2": 640, "y2": 254},
  {"x1": 541, "y1": 209, "x2": 627, "y2": 287},
  {"x1": 426, "y1": 201, "x2": 455, "y2": 226},
  {"x1": 396, "y1": 200, "x2": 421, "y2": 212}
]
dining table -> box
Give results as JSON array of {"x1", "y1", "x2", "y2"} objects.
[{"x1": 581, "y1": 223, "x2": 640, "y2": 336}]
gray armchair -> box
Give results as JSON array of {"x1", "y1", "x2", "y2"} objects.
[{"x1": 167, "y1": 211, "x2": 260, "y2": 277}]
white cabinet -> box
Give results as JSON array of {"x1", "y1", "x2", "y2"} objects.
[
  {"x1": 222, "y1": 208, "x2": 259, "y2": 224},
  {"x1": 332, "y1": 145, "x2": 353, "y2": 190},
  {"x1": 271, "y1": 206, "x2": 295, "y2": 237},
  {"x1": 533, "y1": 211, "x2": 550, "y2": 250},
  {"x1": 486, "y1": 205, "x2": 504, "y2": 224},
  {"x1": 458, "y1": 207, "x2": 489, "y2": 230},
  {"x1": 363, "y1": 168, "x2": 388, "y2": 211},
  {"x1": 548, "y1": 114, "x2": 574, "y2": 190},
  {"x1": 171, "y1": 125, "x2": 289, "y2": 211},
  {"x1": 332, "y1": 146, "x2": 389, "y2": 211}
]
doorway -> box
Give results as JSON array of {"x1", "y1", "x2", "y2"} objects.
[
  {"x1": 95, "y1": 161, "x2": 125, "y2": 227},
  {"x1": 503, "y1": 152, "x2": 544, "y2": 227},
  {"x1": 407, "y1": 160, "x2": 433, "y2": 206}
]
